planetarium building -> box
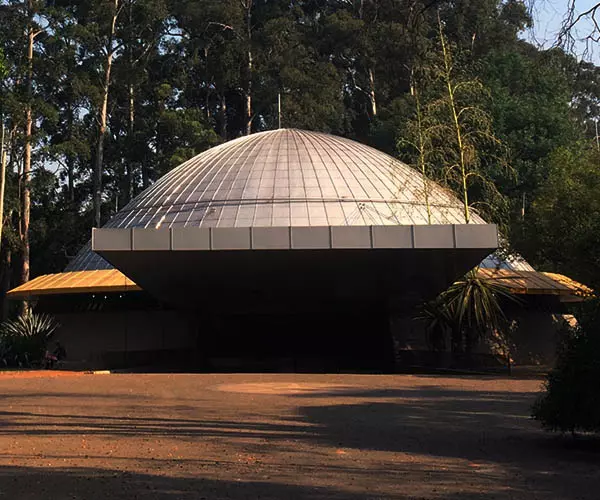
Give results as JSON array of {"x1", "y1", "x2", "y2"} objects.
[{"x1": 9, "y1": 129, "x2": 500, "y2": 371}]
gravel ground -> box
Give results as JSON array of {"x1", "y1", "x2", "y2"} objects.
[{"x1": 0, "y1": 372, "x2": 598, "y2": 499}]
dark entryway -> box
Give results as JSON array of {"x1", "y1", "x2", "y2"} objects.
[{"x1": 197, "y1": 311, "x2": 394, "y2": 373}]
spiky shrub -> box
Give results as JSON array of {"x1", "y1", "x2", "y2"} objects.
[
  {"x1": 0, "y1": 312, "x2": 60, "y2": 367},
  {"x1": 421, "y1": 269, "x2": 515, "y2": 357},
  {"x1": 445, "y1": 270, "x2": 515, "y2": 352},
  {"x1": 420, "y1": 294, "x2": 453, "y2": 351},
  {"x1": 533, "y1": 304, "x2": 600, "y2": 434}
]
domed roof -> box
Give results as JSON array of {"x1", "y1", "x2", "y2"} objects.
[{"x1": 68, "y1": 129, "x2": 484, "y2": 271}]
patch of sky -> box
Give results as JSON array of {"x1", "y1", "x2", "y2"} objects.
[{"x1": 523, "y1": 0, "x2": 600, "y2": 63}]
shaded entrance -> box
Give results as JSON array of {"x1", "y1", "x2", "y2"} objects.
[{"x1": 198, "y1": 310, "x2": 394, "y2": 373}]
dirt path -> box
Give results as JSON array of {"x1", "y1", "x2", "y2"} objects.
[{"x1": 0, "y1": 373, "x2": 597, "y2": 499}]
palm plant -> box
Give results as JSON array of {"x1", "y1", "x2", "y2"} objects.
[
  {"x1": 0, "y1": 312, "x2": 60, "y2": 367},
  {"x1": 421, "y1": 269, "x2": 516, "y2": 362},
  {"x1": 420, "y1": 294, "x2": 453, "y2": 351},
  {"x1": 446, "y1": 270, "x2": 515, "y2": 351}
]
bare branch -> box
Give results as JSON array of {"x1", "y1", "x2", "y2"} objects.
[{"x1": 557, "y1": 1, "x2": 600, "y2": 58}]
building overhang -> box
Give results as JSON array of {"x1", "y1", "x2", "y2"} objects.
[
  {"x1": 10, "y1": 225, "x2": 590, "y2": 307},
  {"x1": 7, "y1": 269, "x2": 141, "y2": 300},
  {"x1": 91, "y1": 224, "x2": 498, "y2": 312},
  {"x1": 477, "y1": 268, "x2": 593, "y2": 303}
]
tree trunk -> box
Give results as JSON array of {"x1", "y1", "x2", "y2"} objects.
[
  {"x1": 66, "y1": 96, "x2": 75, "y2": 204},
  {"x1": 412, "y1": 79, "x2": 431, "y2": 223},
  {"x1": 9, "y1": 125, "x2": 18, "y2": 198},
  {"x1": 142, "y1": 163, "x2": 149, "y2": 189},
  {"x1": 94, "y1": 0, "x2": 119, "y2": 228},
  {"x1": 0, "y1": 125, "x2": 7, "y2": 320},
  {"x1": 67, "y1": 156, "x2": 75, "y2": 204},
  {"x1": 438, "y1": 13, "x2": 470, "y2": 223},
  {"x1": 126, "y1": 0, "x2": 135, "y2": 203},
  {"x1": 220, "y1": 94, "x2": 227, "y2": 140},
  {"x1": 0, "y1": 122, "x2": 7, "y2": 255},
  {"x1": 204, "y1": 47, "x2": 211, "y2": 121},
  {"x1": 94, "y1": 119, "x2": 105, "y2": 227},
  {"x1": 244, "y1": 0, "x2": 253, "y2": 135},
  {"x1": 358, "y1": 1, "x2": 376, "y2": 119},
  {"x1": 127, "y1": 81, "x2": 135, "y2": 203},
  {"x1": 246, "y1": 51, "x2": 252, "y2": 135},
  {"x1": 368, "y1": 67, "x2": 377, "y2": 118},
  {"x1": 21, "y1": 2, "x2": 35, "y2": 287},
  {"x1": 1, "y1": 248, "x2": 11, "y2": 321}
]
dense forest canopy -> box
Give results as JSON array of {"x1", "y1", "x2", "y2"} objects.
[{"x1": 0, "y1": 0, "x2": 599, "y2": 307}]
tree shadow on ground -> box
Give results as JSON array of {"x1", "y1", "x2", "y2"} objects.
[
  {"x1": 0, "y1": 409, "x2": 313, "y2": 439},
  {"x1": 0, "y1": 464, "x2": 548, "y2": 500},
  {"x1": 288, "y1": 386, "x2": 600, "y2": 499},
  {"x1": 1, "y1": 385, "x2": 599, "y2": 499},
  {"x1": 289, "y1": 386, "x2": 600, "y2": 459}
]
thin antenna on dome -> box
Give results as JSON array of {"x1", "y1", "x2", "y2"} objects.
[{"x1": 278, "y1": 93, "x2": 282, "y2": 129}]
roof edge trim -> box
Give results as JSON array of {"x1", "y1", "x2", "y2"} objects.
[{"x1": 92, "y1": 224, "x2": 499, "y2": 253}]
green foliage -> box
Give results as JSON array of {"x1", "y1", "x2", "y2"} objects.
[
  {"x1": 399, "y1": 15, "x2": 511, "y2": 226},
  {"x1": 0, "y1": 48, "x2": 6, "y2": 80},
  {"x1": 520, "y1": 144, "x2": 600, "y2": 289},
  {"x1": 532, "y1": 303, "x2": 600, "y2": 434},
  {"x1": 155, "y1": 109, "x2": 220, "y2": 173},
  {"x1": 482, "y1": 46, "x2": 577, "y2": 193},
  {"x1": 447, "y1": 271, "x2": 514, "y2": 336},
  {"x1": 397, "y1": 81, "x2": 433, "y2": 223},
  {"x1": 420, "y1": 294, "x2": 454, "y2": 351},
  {"x1": 0, "y1": 311, "x2": 60, "y2": 368},
  {"x1": 421, "y1": 269, "x2": 515, "y2": 354}
]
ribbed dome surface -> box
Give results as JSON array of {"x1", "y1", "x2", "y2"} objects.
[{"x1": 68, "y1": 129, "x2": 484, "y2": 271}]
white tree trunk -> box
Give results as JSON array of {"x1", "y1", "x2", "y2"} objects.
[
  {"x1": 21, "y1": 2, "x2": 35, "y2": 287},
  {"x1": 94, "y1": 0, "x2": 119, "y2": 228},
  {"x1": 0, "y1": 122, "x2": 6, "y2": 254},
  {"x1": 368, "y1": 67, "x2": 377, "y2": 118},
  {"x1": 245, "y1": 0, "x2": 253, "y2": 135}
]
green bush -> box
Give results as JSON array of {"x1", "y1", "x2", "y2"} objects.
[
  {"x1": 532, "y1": 305, "x2": 600, "y2": 434},
  {"x1": 0, "y1": 312, "x2": 60, "y2": 368},
  {"x1": 419, "y1": 269, "x2": 516, "y2": 355}
]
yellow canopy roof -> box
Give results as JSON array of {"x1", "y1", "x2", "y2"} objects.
[
  {"x1": 7, "y1": 267, "x2": 592, "y2": 302},
  {"x1": 541, "y1": 272, "x2": 595, "y2": 300},
  {"x1": 476, "y1": 268, "x2": 593, "y2": 301},
  {"x1": 7, "y1": 269, "x2": 141, "y2": 299}
]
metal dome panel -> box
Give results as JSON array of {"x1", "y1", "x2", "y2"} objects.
[{"x1": 67, "y1": 129, "x2": 484, "y2": 271}]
